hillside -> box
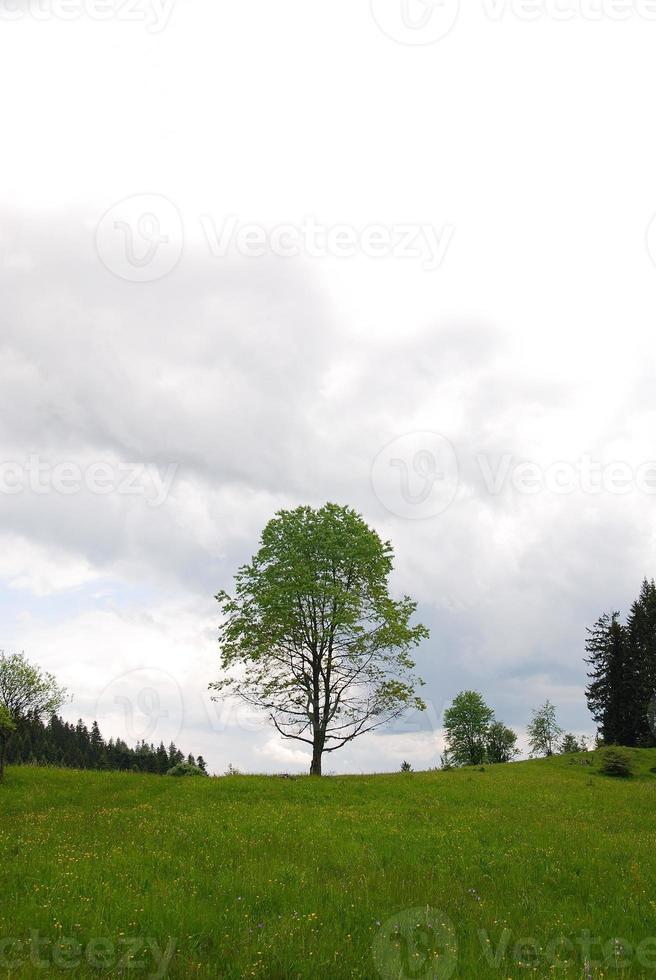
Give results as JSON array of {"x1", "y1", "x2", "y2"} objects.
[{"x1": 2, "y1": 751, "x2": 656, "y2": 978}]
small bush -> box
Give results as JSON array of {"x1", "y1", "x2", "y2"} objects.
[
  {"x1": 560, "y1": 733, "x2": 582, "y2": 754},
  {"x1": 400, "y1": 761, "x2": 413, "y2": 773},
  {"x1": 599, "y1": 749, "x2": 633, "y2": 778},
  {"x1": 166, "y1": 761, "x2": 207, "y2": 778}
]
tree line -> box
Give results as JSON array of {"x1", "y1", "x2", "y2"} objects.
[
  {"x1": 0, "y1": 651, "x2": 207, "y2": 780},
  {"x1": 440, "y1": 691, "x2": 588, "y2": 768},
  {"x1": 585, "y1": 578, "x2": 656, "y2": 747},
  {"x1": 4, "y1": 711, "x2": 207, "y2": 776}
]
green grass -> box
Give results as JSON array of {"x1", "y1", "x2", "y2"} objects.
[{"x1": 2, "y1": 750, "x2": 656, "y2": 978}]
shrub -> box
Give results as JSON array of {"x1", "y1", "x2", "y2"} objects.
[
  {"x1": 400, "y1": 761, "x2": 412, "y2": 773},
  {"x1": 560, "y1": 733, "x2": 582, "y2": 754},
  {"x1": 486, "y1": 721, "x2": 519, "y2": 763},
  {"x1": 166, "y1": 761, "x2": 207, "y2": 778},
  {"x1": 599, "y1": 749, "x2": 633, "y2": 778}
]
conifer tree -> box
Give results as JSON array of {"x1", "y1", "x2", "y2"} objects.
[
  {"x1": 585, "y1": 612, "x2": 630, "y2": 744},
  {"x1": 624, "y1": 579, "x2": 656, "y2": 746},
  {"x1": 585, "y1": 580, "x2": 656, "y2": 746}
]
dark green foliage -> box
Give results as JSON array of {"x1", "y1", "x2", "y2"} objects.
[
  {"x1": 3, "y1": 713, "x2": 202, "y2": 777},
  {"x1": 0, "y1": 651, "x2": 68, "y2": 782},
  {"x1": 0, "y1": 705, "x2": 15, "y2": 782},
  {"x1": 586, "y1": 580, "x2": 656, "y2": 747},
  {"x1": 166, "y1": 761, "x2": 208, "y2": 777},
  {"x1": 443, "y1": 691, "x2": 494, "y2": 766},
  {"x1": 586, "y1": 612, "x2": 633, "y2": 744},
  {"x1": 599, "y1": 748, "x2": 634, "y2": 778},
  {"x1": 560, "y1": 733, "x2": 585, "y2": 754},
  {"x1": 625, "y1": 579, "x2": 656, "y2": 745},
  {"x1": 443, "y1": 692, "x2": 518, "y2": 767},
  {"x1": 400, "y1": 760, "x2": 412, "y2": 772},
  {"x1": 486, "y1": 721, "x2": 519, "y2": 763}
]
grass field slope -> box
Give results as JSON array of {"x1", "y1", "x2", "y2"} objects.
[{"x1": 2, "y1": 751, "x2": 656, "y2": 978}]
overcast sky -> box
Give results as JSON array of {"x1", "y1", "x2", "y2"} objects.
[{"x1": 1, "y1": 2, "x2": 656, "y2": 774}]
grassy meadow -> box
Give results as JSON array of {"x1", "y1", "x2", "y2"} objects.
[{"x1": 2, "y1": 750, "x2": 656, "y2": 978}]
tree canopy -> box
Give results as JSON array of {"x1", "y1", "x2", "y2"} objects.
[
  {"x1": 0, "y1": 652, "x2": 67, "y2": 781},
  {"x1": 527, "y1": 700, "x2": 562, "y2": 757},
  {"x1": 211, "y1": 503, "x2": 428, "y2": 775}
]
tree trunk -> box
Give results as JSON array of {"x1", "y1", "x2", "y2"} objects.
[{"x1": 309, "y1": 737, "x2": 323, "y2": 776}]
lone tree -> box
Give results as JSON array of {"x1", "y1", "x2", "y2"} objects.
[
  {"x1": 443, "y1": 691, "x2": 494, "y2": 767},
  {"x1": 527, "y1": 700, "x2": 562, "y2": 757},
  {"x1": 0, "y1": 652, "x2": 68, "y2": 781},
  {"x1": 443, "y1": 691, "x2": 518, "y2": 766},
  {"x1": 211, "y1": 503, "x2": 428, "y2": 775}
]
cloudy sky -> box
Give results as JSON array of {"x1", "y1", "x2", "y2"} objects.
[{"x1": 1, "y1": 1, "x2": 656, "y2": 774}]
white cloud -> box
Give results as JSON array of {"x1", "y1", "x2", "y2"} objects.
[
  {"x1": 0, "y1": 4, "x2": 653, "y2": 772},
  {"x1": 0, "y1": 534, "x2": 100, "y2": 596}
]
